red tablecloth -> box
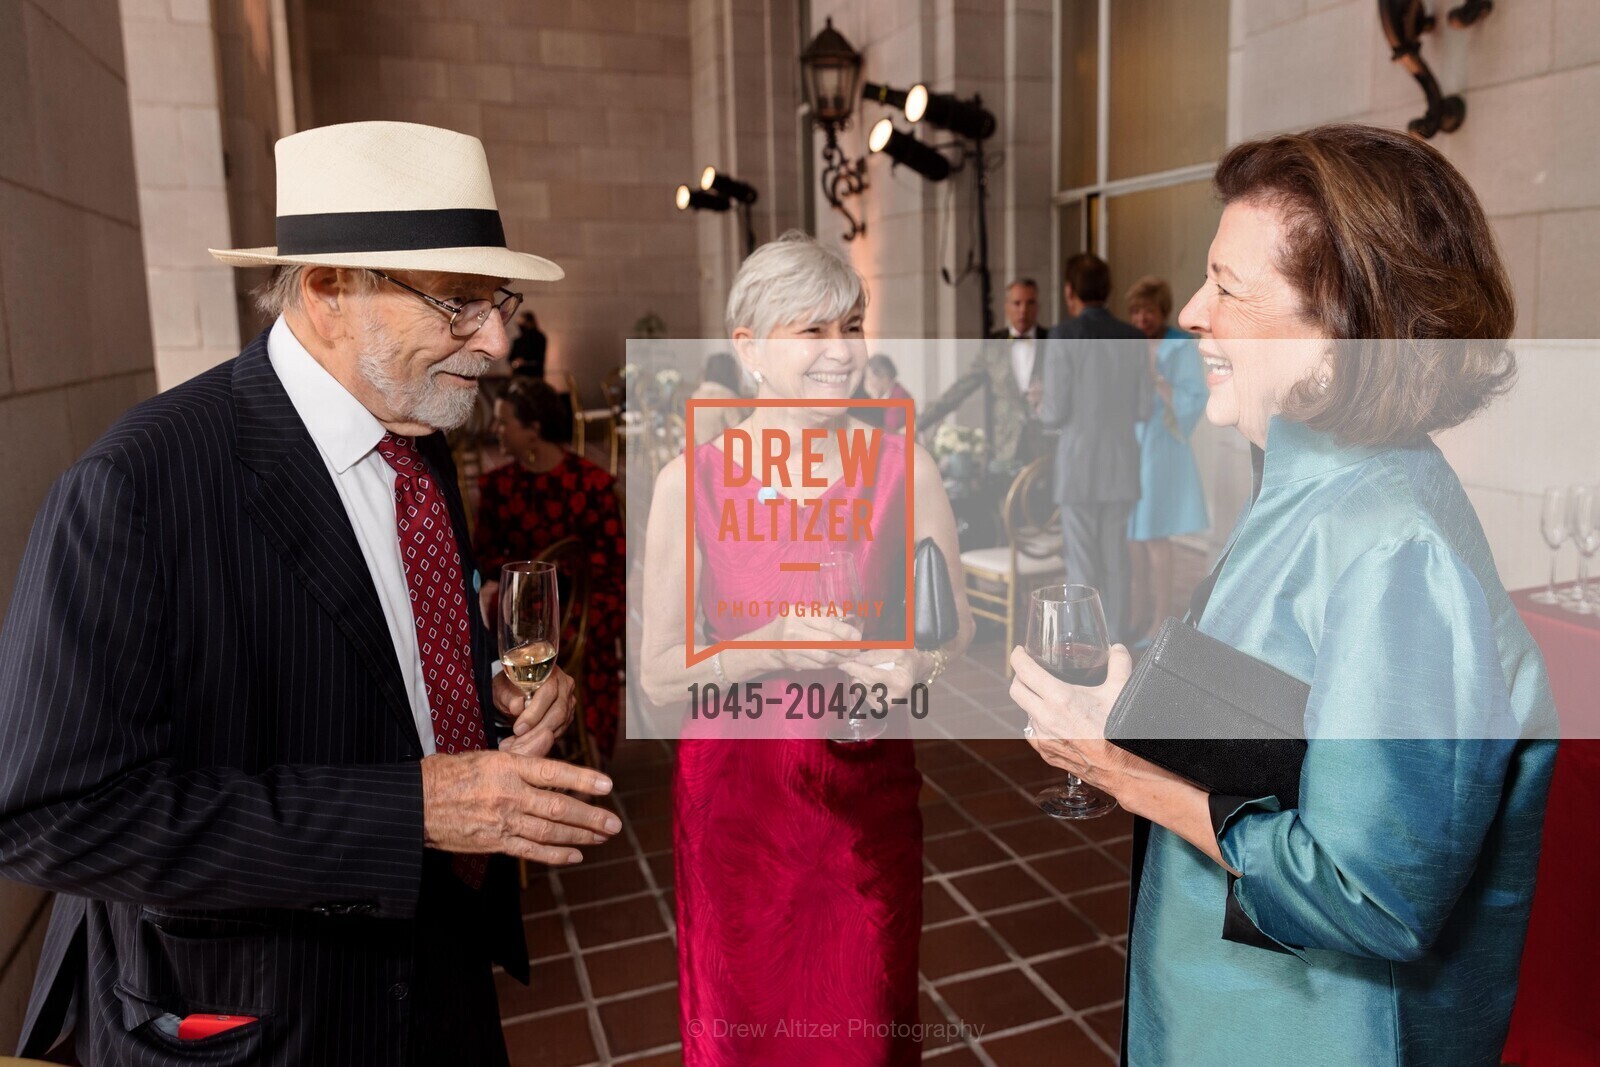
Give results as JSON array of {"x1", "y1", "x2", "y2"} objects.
[{"x1": 1503, "y1": 583, "x2": 1600, "y2": 1066}]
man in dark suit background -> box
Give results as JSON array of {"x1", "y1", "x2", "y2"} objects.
[
  {"x1": 509, "y1": 309, "x2": 547, "y2": 380},
  {"x1": 1041, "y1": 254, "x2": 1149, "y2": 642},
  {"x1": 919, "y1": 278, "x2": 1050, "y2": 474},
  {"x1": 0, "y1": 122, "x2": 619, "y2": 1065}
]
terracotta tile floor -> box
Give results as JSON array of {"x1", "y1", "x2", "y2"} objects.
[{"x1": 499, "y1": 547, "x2": 1210, "y2": 1064}]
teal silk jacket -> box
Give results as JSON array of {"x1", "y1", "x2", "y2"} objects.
[{"x1": 1125, "y1": 418, "x2": 1556, "y2": 1067}]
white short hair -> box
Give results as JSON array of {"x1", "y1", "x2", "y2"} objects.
[
  {"x1": 253, "y1": 265, "x2": 378, "y2": 317},
  {"x1": 724, "y1": 230, "x2": 866, "y2": 339}
]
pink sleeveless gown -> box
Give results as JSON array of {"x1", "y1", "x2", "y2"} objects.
[{"x1": 674, "y1": 432, "x2": 923, "y2": 1067}]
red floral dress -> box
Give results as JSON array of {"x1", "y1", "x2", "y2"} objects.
[{"x1": 473, "y1": 453, "x2": 624, "y2": 757}]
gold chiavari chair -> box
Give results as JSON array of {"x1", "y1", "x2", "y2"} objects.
[
  {"x1": 599, "y1": 368, "x2": 627, "y2": 475},
  {"x1": 958, "y1": 456, "x2": 1065, "y2": 674},
  {"x1": 564, "y1": 371, "x2": 615, "y2": 460}
]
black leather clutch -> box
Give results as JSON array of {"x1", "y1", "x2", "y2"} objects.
[
  {"x1": 1104, "y1": 618, "x2": 1309, "y2": 809},
  {"x1": 912, "y1": 537, "x2": 960, "y2": 650}
]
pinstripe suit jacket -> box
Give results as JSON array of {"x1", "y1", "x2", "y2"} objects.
[{"x1": 0, "y1": 333, "x2": 527, "y2": 1065}]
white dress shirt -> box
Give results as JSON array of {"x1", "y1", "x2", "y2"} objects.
[
  {"x1": 267, "y1": 317, "x2": 439, "y2": 755},
  {"x1": 1009, "y1": 327, "x2": 1038, "y2": 393}
]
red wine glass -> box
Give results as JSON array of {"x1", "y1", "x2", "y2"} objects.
[{"x1": 1023, "y1": 584, "x2": 1117, "y2": 819}]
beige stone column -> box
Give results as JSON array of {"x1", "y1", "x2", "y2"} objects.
[
  {"x1": 122, "y1": 0, "x2": 243, "y2": 389},
  {"x1": 807, "y1": 0, "x2": 1023, "y2": 402},
  {"x1": 689, "y1": 0, "x2": 806, "y2": 337}
]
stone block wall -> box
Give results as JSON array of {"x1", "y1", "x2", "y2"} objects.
[
  {"x1": 302, "y1": 0, "x2": 704, "y2": 399},
  {"x1": 0, "y1": 0, "x2": 156, "y2": 1047},
  {"x1": 1230, "y1": 0, "x2": 1600, "y2": 586},
  {"x1": 123, "y1": 0, "x2": 243, "y2": 388}
]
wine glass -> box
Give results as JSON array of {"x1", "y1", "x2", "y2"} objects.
[
  {"x1": 816, "y1": 551, "x2": 885, "y2": 743},
  {"x1": 1566, "y1": 487, "x2": 1600, "y2": 616},
  {"x1": 1532, "y1": 487, "x2": 1569, "y2": 604},
  {"x1": 500, "y1": 561, "x2": 561, "y2": 694},
  {"x1": 1024, "y1": 584, "x2": 1118, "y2": 819}
]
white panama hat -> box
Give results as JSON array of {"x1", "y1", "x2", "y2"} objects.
[{"x1": 209, "y1": 121, "x2": 563, "y2": 283}]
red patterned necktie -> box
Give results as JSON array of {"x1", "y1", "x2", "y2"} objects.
[{"x1": 376, "y1": 432, "x2": 488, "y2": 889}]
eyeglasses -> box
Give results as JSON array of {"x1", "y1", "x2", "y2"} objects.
[{"x1": 370, "y1": 271, "x2": 523, "y2": 339}]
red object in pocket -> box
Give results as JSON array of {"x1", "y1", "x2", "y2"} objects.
[{"x1": 177, "y1": 1014, "x2": 257, "y2": 1040}]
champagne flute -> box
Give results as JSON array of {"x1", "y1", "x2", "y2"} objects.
[
  {"x1": 816, "y1": 551, "x2": 885, "y2": 744},
  {"x1": 1532, "y1": 487, "x2": 1569, "y2": 604},
  {"x1": 1024, "y1": 584, "x2": 1118, "y2": 819},
  {"x1": 1566, "y1": 487, "x2": 1600, "y2": 615},
  {"x1": 500, "y1": 561, "x2": 561, "y2": 694}
]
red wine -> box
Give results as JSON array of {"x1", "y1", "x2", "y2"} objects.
[{"x1": 1035, "y1": 644, "x2": 1108, "y2": 686}]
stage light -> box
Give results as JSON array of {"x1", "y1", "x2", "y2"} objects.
[
  {"x1": 867, "y1": 118, "x2": 892, "y2": 153},
  {"x1": 699, "y1": 167, "x2": 758, "y2": 204},
  {"x1": 904, "y1": 84, "x2": 928, "y2": 123},
  {"x1": 867, "y1": 119, "x2": 951, "y2": 182},
  {"x1": 902, "y1": 84, "x2": 996, "y2": 140},
  {"x1": 675, "y1": 184, "x2": 730, "y2": 212}
]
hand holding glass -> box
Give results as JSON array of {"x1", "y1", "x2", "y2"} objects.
[
  {"x1": 500, "y1": 562, "x2": 560, "y2": 695},
  {"x1": 1025, "y1": 585, "x2": 1118, "y2": 819},
  {"x1": 816, "y1": 551, "x2": 885, "y2": 743}
]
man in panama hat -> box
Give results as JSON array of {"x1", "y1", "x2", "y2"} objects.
[{"x1": 0, "y1": 121, "x2": 618, "y2": 1065}]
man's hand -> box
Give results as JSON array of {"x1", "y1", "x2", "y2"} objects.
[
  {"x1": 420, "y1": 750, "x2": 619, "y2": 865},
  {"x1": 1026, "y1": 381, "x2": 1043, "y2": 412},
  {"x1": 494, "y1": 665, "x2": 576, "y2": 748}
]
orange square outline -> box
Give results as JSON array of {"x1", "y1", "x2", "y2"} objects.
[{"x1": 683, "y1": 397, "x2": 916, "y2": 667}]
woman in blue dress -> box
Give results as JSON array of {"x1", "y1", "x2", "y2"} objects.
[
  {"x1": 1125, "y1": 276, "x2": 1209, "y2": 642},
  {"x1": 1009, "y1": 124, "x2": 1555, "y2": 1066}
]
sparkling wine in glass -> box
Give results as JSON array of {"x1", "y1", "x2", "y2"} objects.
[
  {"x1": 1025, "y1": 584, "x2": 1118, "y2": 819},
  {"x1": 815, "y1": 551, "x2": 885, "y2": 743},
  {"x1": 500, "y1": 561, "x2": 560, "y2": 695},
  {"x1": 1566, "y1": 487, "x2": 1600, "y2": 616},
  {"x1": 1532, "y1": 487, "x2": 1569, "y2": 605}
]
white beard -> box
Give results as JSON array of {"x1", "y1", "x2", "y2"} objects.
[{"x1": 354, "y1": 315, "x2": 486, "y2": 431}]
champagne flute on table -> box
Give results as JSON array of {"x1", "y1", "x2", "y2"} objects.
[
  {"x1": 1532, "y1": 487, "x2": 1569, "y2": 605},
  {"x1": 500, "y1": 561, "x2": 561, "y2": 695},
  {"x1": 1566, "y1": 486, "x2": 1600, "y2": 615},
  {"x1": 816, "y1": 551, "x2": 885, "y2": 744},
  {"x1": 1023, "y1": 584, "x2": 1118, "y2": 819}
]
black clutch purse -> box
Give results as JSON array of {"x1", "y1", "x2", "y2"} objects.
[
  {"x1": 1104, "y1": 618, "x2": 1309, "y2": 809},
  {"x1": 912, "y1": 537, "x2": 960, "y2": 650}
]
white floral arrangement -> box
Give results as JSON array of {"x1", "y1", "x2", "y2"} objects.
[
  {"x1": 655, "y1": 368, "x2": 682, "y2": 392},
  {"x1": 931, "y1": 423, "x2": 986, "y2": 459}
]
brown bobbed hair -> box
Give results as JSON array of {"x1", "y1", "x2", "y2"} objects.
[
  {"x1": 502, "y1": 378, "x2": 574, "y2": 445},
  {"x1": 1126, "y1": 276, "x2": 1174, "y2": 319},
  {"x1": 1214, "y1": 123, "x2": 1516, "y2": 446}
]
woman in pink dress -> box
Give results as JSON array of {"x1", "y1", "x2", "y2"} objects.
[{"x1": 640, "y1": 233, "x2": 973, "y2": 1066}]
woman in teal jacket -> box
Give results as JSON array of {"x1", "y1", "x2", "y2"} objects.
[{"x1": 1010, "y1": 123, "x2": 1555, "y2": 1066}]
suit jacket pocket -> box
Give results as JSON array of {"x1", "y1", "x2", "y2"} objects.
[
  {"x1": 112, "y1": 987, "x2": 268, "y2": 1067},
  {"x1": 129, "y1": 908, "x2": 270, "y2": 1020}
]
